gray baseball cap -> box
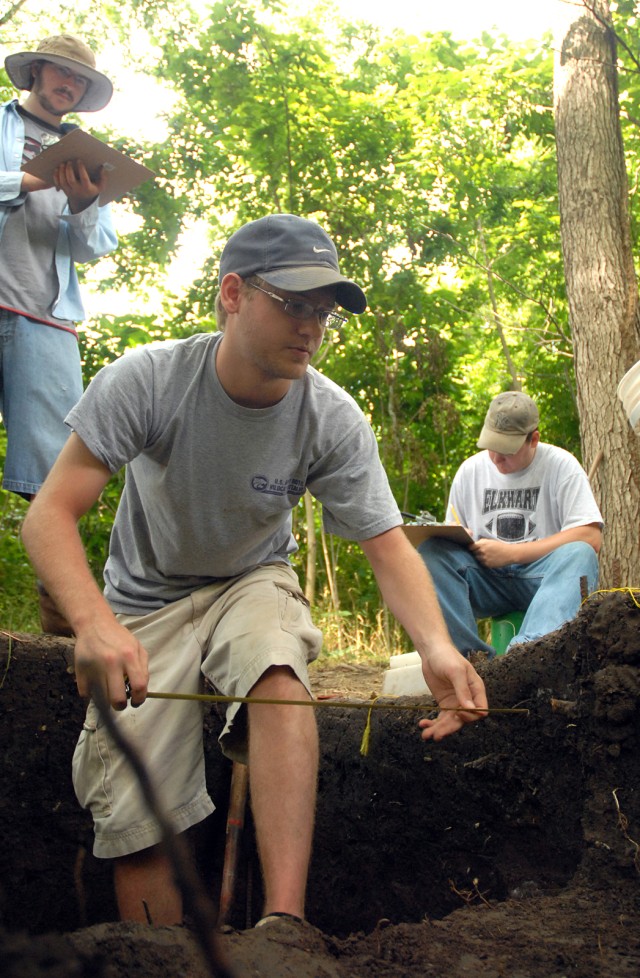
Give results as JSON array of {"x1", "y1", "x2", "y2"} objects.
[
  {"x1": 218, "y1": 213, "x2": 367, "y2": 314},
  {"x1": 477, "y1": 391, "x2": 540, "y2": 454}
]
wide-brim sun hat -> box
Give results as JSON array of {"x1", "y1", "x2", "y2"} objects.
[
  {"x1": 218, "y1": 213, "x2": 367, "y2": 314},
  {"x1": 4, "y1": 34, "x2": 113, "y2": 112}
]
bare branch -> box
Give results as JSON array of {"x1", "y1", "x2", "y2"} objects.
[{"x1": 0, "y1": 0, "x2": 30, "y2": 28}]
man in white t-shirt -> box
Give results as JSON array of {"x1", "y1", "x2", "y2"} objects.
[{"x1": 418, "y1": 391, "x2": 603, "y2": 656}]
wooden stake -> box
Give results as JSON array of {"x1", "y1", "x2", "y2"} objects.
[{"x1": 218, "y1": 761, "x2": 249, "y2": 926}]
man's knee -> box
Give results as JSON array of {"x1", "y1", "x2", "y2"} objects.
[
  {"x1": 551, "y1": 540, "x2": 598, "y2": 570},
  {"x1": 248, "y1": 666, "x2": 318, "y2": 746},
  {"x1": 417, "y1": 536, "x2": 458, "y2": 567},
  {"x1": 418, "y1": 537, "x2": 475, "y2": 582},
  {"x1": 250, "y1": 664, "x2": 307, "y2": 697},
  {"x1": 544, "y1": 540, "x2": 599, "y2": 589}
]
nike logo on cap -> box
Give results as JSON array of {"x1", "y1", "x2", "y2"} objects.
[{"x1": 313, "y1": 246, "x2": 331, "y2": 253}]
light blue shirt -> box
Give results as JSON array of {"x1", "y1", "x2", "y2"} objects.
[{"x1": 0, "y1": 99, "x2": 118, "y2": 322}]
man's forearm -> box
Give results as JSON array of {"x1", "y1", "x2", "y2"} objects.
[
  {"x1": 23, "y1": 497, "x2": 148, "y2": 708},
  {"x1": 482, "y1": 523, "x2": 602, "y2": 567},
  {"x1": 22, "y1": 503, "x2": 112, "y2": 631}
]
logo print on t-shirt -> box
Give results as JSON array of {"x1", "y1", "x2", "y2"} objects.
[
  {"x1": 23, "y1": 134, "x2": 44, "y2": 163},
  {"x1": 485, "y1": 514, "x2": 538, "y2": 540},
  {"x1": 251, "y1": 474, "x2": 305, "y2": 498},
  {"x1": 483, "y1": 486, "x2": 540, "y2": 513},
  {"x1": 482, "y1": 487, "x2": 540, "y2": 541},
  {"x1": 22, "y1": 130, "x2": 59, "y2": 164}
]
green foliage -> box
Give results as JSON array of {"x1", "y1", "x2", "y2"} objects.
[
  {"x1": 2, "y1": 0, "x2": 632, "y2": 646},
  {"x1": 609, "y1": 0, "x2": 640, "y2": 259},
  {"x1": 0, "y1": 478, "x2": 39, "y2": 633}
]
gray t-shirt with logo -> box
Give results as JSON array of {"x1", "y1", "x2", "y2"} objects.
[{"x1": 66, "y1": 332, "x2": 402, "y2": 613}]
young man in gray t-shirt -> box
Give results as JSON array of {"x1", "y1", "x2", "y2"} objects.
[{"x1": 23, "y1": 213, "x2": 488, "y2": 930}]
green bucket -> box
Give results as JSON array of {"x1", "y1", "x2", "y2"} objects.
[{"x1": 490, "y1": 610, "x2": 525, "y2": 655}]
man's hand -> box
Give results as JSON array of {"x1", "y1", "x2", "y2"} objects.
[
  {"x1": 20, "y1": 434, "x2": 141, "y2": 712},
  {"x1": 470, "y1": 524, "x2": 602, "y2": 569},
  {"x1": 53, "y1": 158, "x2": 108, "y2": 212},
  {"x1": 469, "y1": 537, "x2": 515, "y2": 568},
  {"x1": 74, "y1": 616, "x2": 149, "y2": 711},
  {"x1": 417, "y1": 644, "x2": 488, "y2": 741},
  {"x1": 358, "y1": 527, "x2": 489, "y2": 741}
]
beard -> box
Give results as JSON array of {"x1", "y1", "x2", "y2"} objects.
[
  {"x1": 34, "y1": 94, "x2": 65, "y2": 117},
  {"x1": 31, "y1": 75, "x2": 76, "y2": 118}
]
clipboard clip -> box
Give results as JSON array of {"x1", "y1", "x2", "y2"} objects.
[{"x1": 401, "y1": 510, "x2": 437, "y2": 525}]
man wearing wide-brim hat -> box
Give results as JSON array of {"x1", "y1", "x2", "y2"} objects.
[{"x1": 1, "y1": 35, "x2": 118, "y2": 633}]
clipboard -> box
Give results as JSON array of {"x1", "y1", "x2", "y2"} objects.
[
  {"x1": 402, "y1": 523, "x2": 473, "y2": 547},
  {"x1": 21, "y1": 129, "x2": 156, "y2": 205}
]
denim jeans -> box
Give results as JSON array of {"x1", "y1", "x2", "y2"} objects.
[
  {"x1": 0, "y1": 310, "x2": 82, "y2": 497},
  {"x1": 417, "y1": 536, "x2": 599, "y2": 656}
]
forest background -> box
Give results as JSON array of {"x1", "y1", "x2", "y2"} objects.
[{"x1": 1, "y1": 0, "x2": 638, "y2": 657}]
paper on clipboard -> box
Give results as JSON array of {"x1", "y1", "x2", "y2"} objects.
[
  {"x1": 402, "y1": 523, "x2": 474, "y2": 547},
  {"x1": 21, "y1": 129, "x2": 156, "y2": 205}
]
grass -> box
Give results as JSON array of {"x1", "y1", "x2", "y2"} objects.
[
  {"x1": 312, "y1": 604, "x2": 412, "y2": 663},
  {"x1": 0, "y1": 492, "x2": 40, "y2": 634}
]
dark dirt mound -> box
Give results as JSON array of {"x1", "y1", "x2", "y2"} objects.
[{"x1": 1, "y1": 590, "x2": 640, "y2": 977}]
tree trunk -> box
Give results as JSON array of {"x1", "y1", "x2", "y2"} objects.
[{"x1": 554, "y1": 0, "x2": 640, "y2": 586}]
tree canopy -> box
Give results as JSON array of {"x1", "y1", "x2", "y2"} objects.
[{"x1": 2, "y1": 0, "x2": 639, "y2": 636}]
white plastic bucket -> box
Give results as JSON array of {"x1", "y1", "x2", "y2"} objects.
[
  {"x1": 617, "y1": 360, "x2": 640, "y2": 431},
  {"x1": 629, "y1": 399, "x2": 640, "y2": 431},
  {"x1": 381, "y1": 651, "x2": 431, "y2": 697}
]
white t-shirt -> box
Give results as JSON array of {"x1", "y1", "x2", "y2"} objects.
[
  {"x1": 447, "y1": 443, "x2": 603, "y2": 543},
  {"x1": 67, "y1": 332, "x2": 402, "y2": 613}
]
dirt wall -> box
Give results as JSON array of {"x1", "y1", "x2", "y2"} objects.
[{"x1": 1, "y1": 591, "x2": 640, "y2": 977}]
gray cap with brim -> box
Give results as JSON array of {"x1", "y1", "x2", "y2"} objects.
[{"x1": 218, "y1": 213, "x2": 367, "y2": 314}]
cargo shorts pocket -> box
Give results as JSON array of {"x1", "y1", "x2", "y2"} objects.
[
  {"x1": 71, "y1": 700, "x2": 113, "y2": 817},
  {"x1": 274, "y1": 581, "x2": 323, "y2": 662}
]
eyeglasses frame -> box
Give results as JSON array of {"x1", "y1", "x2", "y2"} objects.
[{"x1": 247, "y1": 281, "x2": 348, "y2": 330}]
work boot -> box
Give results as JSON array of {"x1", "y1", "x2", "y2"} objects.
[{"x1": 36, "y1": 581, "x2": 74, "y2": 637}]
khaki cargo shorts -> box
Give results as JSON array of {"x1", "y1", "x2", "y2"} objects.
[{"x1": 71, "y1": 564, "x2": 322, "y2": 859}]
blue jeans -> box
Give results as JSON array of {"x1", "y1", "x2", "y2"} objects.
[
  {"x1": 0, "y1": 310, "x2": 82, "y2": 498},
  {"x1": 417, "y1": 536, "x2": 599, "y2": 656}
]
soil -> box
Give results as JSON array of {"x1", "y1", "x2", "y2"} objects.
[{"x1": 1, "y1": 589, "x2": 640, "y2": 977}]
